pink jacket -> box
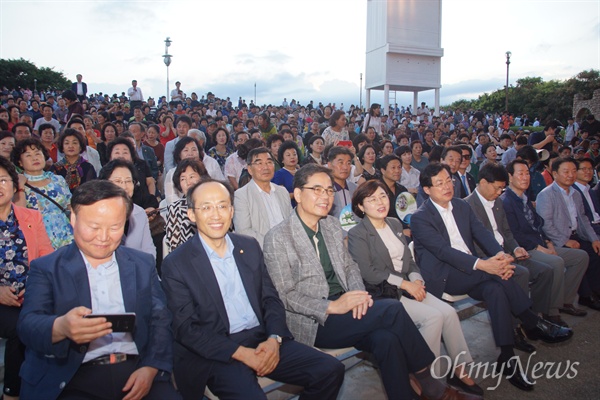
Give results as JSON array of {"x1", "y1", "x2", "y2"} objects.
[{"x1": 12, "y1": 204, "x2": 54, "y2": 264}]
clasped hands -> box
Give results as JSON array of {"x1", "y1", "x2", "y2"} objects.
[
  {"x1": 327, "y1": 290, "x2": 373, "y2": 319},
  {"x1": 477, "y1": 251, "x2": 515, "y2": 280}
]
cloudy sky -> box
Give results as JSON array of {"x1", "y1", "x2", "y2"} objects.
[{"x1": 1, "y1": 0, "x2": 598, "y2": 109}]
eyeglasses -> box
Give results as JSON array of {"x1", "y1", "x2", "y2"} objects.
[
  {"x1": 190, "y1": 204, "x2": 232, "y2": 214},
  {"x1": 0, "y1": 178, "x2": 13, "y2": 186},
  {"x1": 365, "y1": 193, "x2": 389, "y2": 205},
  {"x1": 462, "y1": 154, "x2": 472, "y2": 160},
  {"x1": 301, "y1": 186, "x2": 335, "y2": 197},
  {"x1": 251, "y1": 160, "x2": 275, "y2": 168},
  {"x1": 110, "y1": 179, "x2": 136, "y2": 186}
]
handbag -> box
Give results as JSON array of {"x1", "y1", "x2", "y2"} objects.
[
  {"x1": 25, "y1": 183, "x2": 71, "y2": 220},
  {"x1": 363, "y1": 279, "x2": 401, "y2": 300}
]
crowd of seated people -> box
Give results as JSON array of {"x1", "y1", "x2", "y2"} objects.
[{"x1": 0, "y1": 84, "x2": 599, "y2": 399}]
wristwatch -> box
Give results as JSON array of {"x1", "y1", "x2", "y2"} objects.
[{"x1": 268, "y1": 334, "x2": 282, "y2": 345}]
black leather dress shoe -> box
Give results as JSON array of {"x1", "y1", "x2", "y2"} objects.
[
  {"x1": 578, "y1": 296, "x2": 600, "y2": 311},
  {"x1": 495, "y1": 357, "x2": 534, "y2": 391},
  {"x1": 446, "y1": 374, "x2": 484, "y2": 396},
  {"x1": 514, "y1": 327, "x2": 536, "y2": 353},
  {"x1": 542, "y1": 314, "x2": 569, "y2": 328},
  {"x1": 523, "y1": 318, "x2": 573, "y2": 343},
  {"x1": 559, "y1": 303, "x2": 587, "y2": 316}
]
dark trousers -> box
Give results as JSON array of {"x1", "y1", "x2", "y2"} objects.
[
  {"x1": 314, "y1": 298, "x2": 434, "y2": 400},
  {"x1": 444, "y1": 268, "x2": 532, "y2": 347},
  {"x1": 174, "y1": 328, "x2": 344, "y2": 400},
  {"x1": 58, "y1": 359, "x2": 180, "y2": 400},
  {"x1": 0, "y1": 304, "x2": 24, "y2": 396},
  {"x1": 572, "y1": 234, "x2": 600, "y2": 297}
]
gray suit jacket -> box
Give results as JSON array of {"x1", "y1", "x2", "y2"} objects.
[
  {"x1": 465, "y1": 190, "x2": 520, "y2": 256},
  {"x1": 263, "y1": 213, "x2": 364, "y2": 346},
  {"x1": 536, "y1": 182, "x2": 597, "y2": 248},
  {"x1": 347, "y1": 217, "x2": 422, "y2": 285},
  {"x1": 233, "y1": 181, "x2": 293, "y2": 248}
]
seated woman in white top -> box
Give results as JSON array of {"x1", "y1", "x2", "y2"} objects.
[{"x1": 348, "y1": 180, "x2": 483, "y2": 397}]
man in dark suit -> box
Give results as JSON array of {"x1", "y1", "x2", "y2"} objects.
[
  {"x1": 573, "y1": 157, "x2": 600, "y2": 237},
  {"x1": 411, "y1": 163, "x2": 573, "y2": 392},
  {"x1": 71, "y1": 74, "x2": 87, "y2": 102},
  {"x1": 466, "y1": 163, "x2": 569, "y2": 351},
  {"x1": 457, "y1": 145, "x2": 477, "y2": 197},
  {"x1": 161, "y1": 180, "x2": 344, "y2": 400},
  {"x1": 17, "y1": 181, "x2": 179, "y2": 400}
]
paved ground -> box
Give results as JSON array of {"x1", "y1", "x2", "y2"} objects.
[{"x1": 268, "y1": 300, "x2": 600, "y2": 400}]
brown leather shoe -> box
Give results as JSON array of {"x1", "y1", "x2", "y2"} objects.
[{"x1": 559, "y1": 303, "x2": 588, "y2": 316}]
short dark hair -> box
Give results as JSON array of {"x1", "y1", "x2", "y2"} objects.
[
  {"x1": 394, "y1": 145, "x2": 412, "y2": 157},
  {"x1": 187, "y1": 180, "x2": 233, "y2": 209},
  {"x1": 410, "y1": 139, "x2": 422, "y2": 150},
  {"x1": 173, "y1": 159, "x2": 208, "y2": 192},
  {"x1": 506, "y1": 159, "x2": 529, "y2": 175},
  {"x1": 458, "y1": 144, "x2": 472, "y2": 157},
  {"x1": 515, "y1": 136, "x2": 528, "y2": 145},
  {"x1": 441, "y1": 145, "x2": 462, "y2": 160},
  {"x1": 176, "y1": 115, "x2": 192, "y2": 127},
  {"x1": 61, "y1": 90, "x2": 77, "y2": 102},
  {"x1": 351, "y1": 180, "x2": 388, "y2": 218},
  {"x1": 11, "y1": 138, "x2": 49, "y2": 167},
  {"x1": 481, "y1": 142, "x2": 496, "y2": 156},
  {"x1": 173, "y1": 136, "x2": 200, "y2": 165},
  {"x1": 107, "y1": 137, "x2": 137, "y2": 162},
  {"x1": 420, "y1": 163, "x2": 452, "y2": 188},
  {"x1": 352, "y1": 134, "x2": 369, "y2": 153},
  {"x1": 57, "y1": 128, "x2": 86, "y2": 154},
  {"x1": 329, "y1": 110, "x2": 346, "y2": 127},
  {"x1": 246, "y1": 147, "x2": 272, "y2": 164},
  {"x1": 71, "y1": 180, "x2": 132, "y2": 218},
  {"x1": 212, "y1": 127, "x2": 230, "y2": 144},
  {"x1": 38, "y1": 123, "x2": 56, "y2": 136},
  {"x1": 101, "y1": 123, "x2": 118, "y2": 142},
  {"x1": 357, "y1": 144, "x2": 376, "y2": 165},
  {"x1": 277, "y1": 140, "x2": 300, "y2": 165},
  {"x1": 67, "y1": 118, "x2": 84, "y2": 129},
  {"x1": 306, "y1": 135, "x2": 324, "y2": 154},
  {"x1": 293, "y1": 163, "x2": 334, "y2": 190},
  {"x1": 237, "y1": 138, "x2": 263, "y2": 161},
  {"x1": 378, "y1": 154, "x2": 401, "y2": 171},
  {"x1": 499, "y1": 134, "x2": 512, "y2": 141},
  {"x1": 266, "y1": 133, "x2": 284, "y2": 149},
  {"x1": 478, "y1": 163, "x2": 509, "y2": 184},
  {"x1": 98, "y1": 159, "x2": 139, "y2": 185},
  {"x1": 551, "y1": 157, "x2": 578, "y2": 173},
  {"x1": 11, "y1": 122, "x2": 31, "y2": 134},
  {"x1": 0, "y1": 131, "x2": 15, "y2": 143},
  {"x1": 327, "y1": 145, "x2": 353, "y2": 164},
  {"x1": 516, "y1": 145, "x2": 539, "y2": 164},
  {"x1": 0, "y1": 156, "x2": 19, "y2": 192}
]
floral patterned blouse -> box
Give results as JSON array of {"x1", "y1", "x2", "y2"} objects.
[
  {"x1": 208, "y1": 146, "x2": 233, "y2": 174},
  {"x1": 24, "y1": 172, "x2": 73, "y2": 249},
  {"x1": 0, "y1": 207, "x2": 29, "y2": 294}
]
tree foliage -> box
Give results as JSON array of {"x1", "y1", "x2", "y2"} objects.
[
  {"x1": 0, "y1": 58, "x2": 70, "y2": 92},
  {"x1": 444, "y1": 70, "x2": 600, "y2": 124}
]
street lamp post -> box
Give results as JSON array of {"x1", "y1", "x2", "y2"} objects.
[
  {"x1": 163, "y1": 37, "x2": 173, "y2": 104},
  {"x1": 505, "y1": 51, "x2": 511, "y2": 112},
  {"x1": 360, "y1": 73, "x2": 363, "y2": 110}
]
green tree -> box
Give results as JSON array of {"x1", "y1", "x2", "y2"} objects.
[{"x1": 0, "y1": 58, "x2": 70, "y2": 92}]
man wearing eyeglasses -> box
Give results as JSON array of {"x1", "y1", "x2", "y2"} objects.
[
  {"x1": 233, "y1": 148, "x2": 292, "y2": 248},
  {"x1": 457, "y1": 145, "x2": 476, "y2": 197},
  {"x1": 161, "y1": 180, "x2": 344, "y2": 399},
  {"x1": 263, "y1": 164, "x2": 476, "y2": 400}
]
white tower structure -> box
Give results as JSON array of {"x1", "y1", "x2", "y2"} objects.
[{"x1": 365, "y1": 0, "x2": 443, "y2": 116}]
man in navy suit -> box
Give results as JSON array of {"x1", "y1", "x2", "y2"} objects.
[
  {"x1": 161, "y1": 180, "x2": 344, "y2": 400},
  {"x1": 411, "y1": 163, "x2": 573, "y2": 392},
  {"x1": 17, "y1": 181, "x2": 179, "y2": 400}
]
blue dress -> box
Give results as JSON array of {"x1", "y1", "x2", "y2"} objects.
[{"x1": 272, "y1": 168, "x2": 296, "y2": 207}]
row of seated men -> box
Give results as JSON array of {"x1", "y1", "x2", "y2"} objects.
[{"x1": 12, "y1": 140, "x2": 597, "y2": 400}]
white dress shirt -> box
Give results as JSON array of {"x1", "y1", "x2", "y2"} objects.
[
  {"x1": 431, "y1": 200, "x2": 478, "y2": 269},
  {"x1": 475, "y1": 189, "x2": 504, "y2": 246}
]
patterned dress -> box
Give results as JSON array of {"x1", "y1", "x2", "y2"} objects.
[
  {"x1": 0, "y1": 207, "x2": 29, "y2": 294},
  {"x1": 24, "y1": 172, "x2": 73, "y2": 249},
  {"x1": 207, "y1": 146, "x2": 233, "y2": 174},
  {"x1": 165, "y1": 198, "x2": 196, "y2": 252}
]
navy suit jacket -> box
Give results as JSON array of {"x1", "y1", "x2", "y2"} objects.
[
  {"x1": 161, "y1": 233, "x2": 291, "y2": 364},
  {"x1": 71, "y1": 81, "x2": 87, "y2": 97},
  {"x1": 500, "y1": 188, "x2": 547, "y2": 251},
  {"x1": 18, "y1": 243, "x2": 173, "y2": 400},
  {"x1": 411, "y1": 198, "x2": 503, "y2": 297}
]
